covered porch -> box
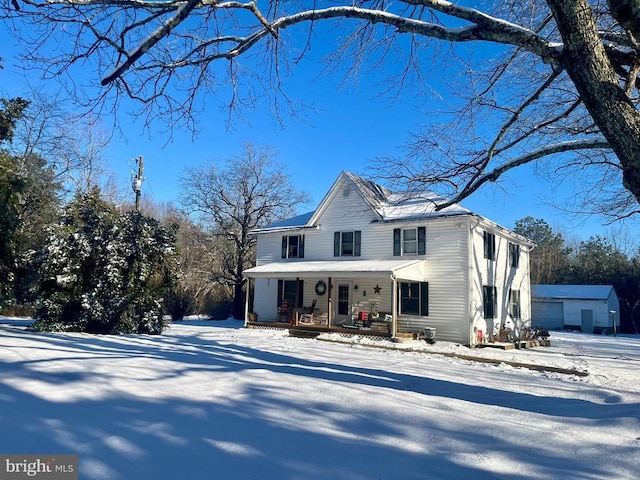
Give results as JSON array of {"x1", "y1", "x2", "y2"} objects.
[{"x1": 243, "y1": 259, "x2": 428, "y2": 339}]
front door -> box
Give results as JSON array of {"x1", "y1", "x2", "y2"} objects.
[{"x1": 335, "y1": 282, "x2": 352, "y2": 324}]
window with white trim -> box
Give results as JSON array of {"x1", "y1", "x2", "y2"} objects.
[
  {"x1": 281, "y1": 235, "x2": 304, "y2": 259},
  {"x1": 509, "y1": 289, "x2": 521, "y2": 319},
  {"x1": 393, "y1": 227, "x2": 426, "y2": 256},
  {"x1": 334, "y1": 231, "x2": 361, "y2": 257}
]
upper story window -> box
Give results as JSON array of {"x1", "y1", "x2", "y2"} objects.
[
  {"x1": 282, "y1": 235, "x2": 304, "y2": 259},
  {"x1": 509, "y1": 242, "x2": 520, "y2": 268},
  {"x1": 393, "y1": 227, "x2": 426, "y2": 256},
  {"x1": 334, "y1": 231, "x2": 361, "y2": 257},
  {"x1": 483, "y1": 231, "x2": 496, "y2": 260}
]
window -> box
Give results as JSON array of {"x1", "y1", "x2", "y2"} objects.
[
  {"x1": 282, "y1": 235, "x2": 304, "y2": 259},
  {"x1": 483, "y1": 231, "x2": 496, "y2": 260},
  {"x1": 509, "y1": 242, "x2": 520, "y2": 268},
  {"x1": 278, "y1": 280, "x2": 303, "y2": 310},
  {"x1": 483, "y1": 286, "x2": 497, "y2": 319},
  {"x1": 399, "y1": 282, "x2": 429, "y2": 316},
  {"x1": 393, "y1": 227, "x2": 426, "y2": 256},
  {"x1": 509, "y1": 289, "x2": 521, "y2": 319},
  {"x1": 334, "y1": 231, "x2": 361, "y2": 257}
]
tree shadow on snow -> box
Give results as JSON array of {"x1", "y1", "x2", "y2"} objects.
[{"x1": 0, "y1": 325, "x2": 637, "y2": 480}]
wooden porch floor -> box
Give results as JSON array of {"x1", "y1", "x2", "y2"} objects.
[{"x1": 246, "y1": 321, "x2": 392, "y2": 339}]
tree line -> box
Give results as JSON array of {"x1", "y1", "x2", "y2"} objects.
[
  {"x1": 0, "y1": 94, "x2": 308, "y2": 331},
  {"x1": 515, "y1": 217, "x2": 640, "y2": 334}
]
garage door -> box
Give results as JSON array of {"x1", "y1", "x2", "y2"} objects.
[{"x1": 532, "y1": 301, "x2": 564, "y2": 330}]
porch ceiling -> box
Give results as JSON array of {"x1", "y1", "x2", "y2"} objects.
[{"x1": 243, "y1": 259, "x2": 427, "y2": 282}]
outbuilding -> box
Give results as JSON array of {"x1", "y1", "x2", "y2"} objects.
[{"x1": 531, "y1": 285, "x2": 620, "y2": 334}]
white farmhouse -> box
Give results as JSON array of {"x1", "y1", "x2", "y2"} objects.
[{"x1": 243, "y1": 171, "x2": 534, "y2": 346}]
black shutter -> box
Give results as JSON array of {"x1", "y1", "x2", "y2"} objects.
[
  {"x1": 483, "y1": 231, "x2": 488, "y2": 258},
  {"x1": 299, "y1": 235, "x2": 305, "y2": 259},
  {"x1": 281, "y1": 236, "x2": 287, "y2": 258},
  {"x1": 418, "y1": 227, "x2": 426, "y2": 255},
  {"x1": 334, "y1": 232, "x2": 341, "y2": 257},
  {"x1": 354, "y1": 231, "x2": 361, "y2": 257},
  {"x1": 420, "y1": 282, "x2": 429, "y2": 316},
  {"x1": 277, "y1": 280, "x2": 283, "y2": 307},
  {"x1": 297, "y1": 280, "x2": 304, "y2": 308},
  {"x1": 393, "y1": 228, "x2": 401, "y2": 256}
]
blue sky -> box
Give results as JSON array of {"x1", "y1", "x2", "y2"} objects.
[{"x1": 1, "y1": 19, "x2": 638, "y2": 246}]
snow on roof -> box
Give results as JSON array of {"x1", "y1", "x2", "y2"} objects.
[
  {"x1": 244, "y1": 259, "x2": 427, "y2": 281},
  {"x1": 378, "y1": 191, "x2": 472, "y2": 221},
  {"x1": 256, "y1": 171, "x2": 474, "y2": 234},
  {"x1": 343, "y1": 171, "x2": 471, "y2": 221},
  {"x1": 532, "y1": 284, "x2": 615, "y2": 301}
]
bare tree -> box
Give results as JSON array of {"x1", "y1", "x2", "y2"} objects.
[
  {"x1": 3, "y1": 0, "x2": 640, "y2": 217},
  {"x1": 10, "y1": 92, "x2": 115, "y2": 199},
  {"x1": 179, "y1": 143, "x2": 310, "y2": 319}
]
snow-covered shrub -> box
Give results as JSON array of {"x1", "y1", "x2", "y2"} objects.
[{"x1": 32, "y1": 191, "x2": 178, "y2": 334}]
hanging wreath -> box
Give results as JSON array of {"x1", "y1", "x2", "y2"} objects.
[{"x1": 315, "y1": 280, "x2": 327, "y2": 296}]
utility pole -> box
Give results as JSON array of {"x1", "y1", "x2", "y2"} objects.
[{"x1": 132, "y1": 155, "x2": 144, "y2": 212}]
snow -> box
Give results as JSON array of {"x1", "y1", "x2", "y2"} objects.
[{"x1": 1, "y1": 317, "x2": 639, "y2": 479}]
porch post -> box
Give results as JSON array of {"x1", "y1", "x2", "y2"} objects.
[
  {"x1": 294, "y1": 277, "x2": 300, "y2": 325},
  {"x1": 243, "y1": 277, "x2": 250, "y2": 327},
  {"x1": 327, "y1": 277, "x2": 332, "y2": 327},
  {"x1": 391, "y1": 276, "x2": 398, "y2": 338}
]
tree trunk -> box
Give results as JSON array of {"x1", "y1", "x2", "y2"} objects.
[
  {"x1": 232, "y1": 278, "x2": 244, "y2": 320},
  {"x1": 547, "y1": 0, "x2": 640, "y2": 203}
]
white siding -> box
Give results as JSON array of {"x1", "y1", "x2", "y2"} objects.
[
  {"x1": 563, "y1": 300, "x2": 618, "y2": 329},
  {"x1": 391, "y1": 217, "x2": 470, "y2": 344},
  {"x1": 469, "y1": 220, "x2": 532, "y2": 343},
  {"x1": 252, "y1": 278, "x2": 278, "y2": 322}
]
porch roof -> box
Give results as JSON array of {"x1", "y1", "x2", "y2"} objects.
[{"x1": 243, "y1": 259, "x2": 427, "y2": 282}]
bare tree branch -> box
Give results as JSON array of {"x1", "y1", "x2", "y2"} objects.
[{"x1": 437, "y1": 138, "x2": 611, "y2": 210}]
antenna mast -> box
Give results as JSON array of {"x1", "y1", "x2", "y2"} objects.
[{"x1": 132, "y1": 155, "x2": 144, "y2": 212}]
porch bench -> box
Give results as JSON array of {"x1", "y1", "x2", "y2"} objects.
[{"x1": 298, "y1": 313, "x2": 328, "y2": 325}]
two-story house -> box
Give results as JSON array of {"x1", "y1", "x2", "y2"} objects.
[{"x1": 243, "y1": 171, "x2": 534, "y2": 346}]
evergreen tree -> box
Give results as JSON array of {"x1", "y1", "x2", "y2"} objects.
[
  {"x1": 0, "y1": 97, "x2": 30, "y2": 308},
  {"x1": 33, "y1": 189, "x2": 178, "y2": 334},
  {"x1": 513, "y1": 217, "x2": 572, "y2": 285}
]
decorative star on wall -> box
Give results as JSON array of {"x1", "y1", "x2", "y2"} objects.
[{"x1": 373, "y1": 284, "x2": 382, "y2": 294}]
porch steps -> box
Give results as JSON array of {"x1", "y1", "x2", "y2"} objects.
[{"x1": 289, "y1": 326, "x2": 323, "y2": 339}]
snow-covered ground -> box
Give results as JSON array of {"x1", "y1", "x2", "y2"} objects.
[{"x1": 1, "y1": 317, "x2": 639, "y2": 479}]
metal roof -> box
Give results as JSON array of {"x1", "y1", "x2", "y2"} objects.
[{"x1": 532, "y1": 284, "x2": 615, "y2": 301}]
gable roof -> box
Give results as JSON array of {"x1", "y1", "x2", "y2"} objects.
[
  {"x1": 304, "y1": 171, "x2": 473, "y2": 225},
  {"x1": 532, "y1": 285, "x2": 616, "y2": 301},
  {"x1": 253, "y1": 171, "x2": 532, "y2": 246}
]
